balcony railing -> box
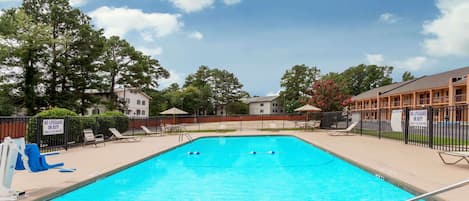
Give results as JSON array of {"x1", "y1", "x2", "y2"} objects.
[
  {"x1": 432, "y1": 96, "x2": 449, "y2": 104},
  {"x1": 419, "y1": 98, "x2": 430, "y2": 105},
  {"x1": 455, "y1": 94, "x2": 466, "y2": 102},
  {"x1": 392, "y1": 101, "x2": 400, "y2": 107},
  {"x1": 403, "y1": 100, "x2": 412, "y2": 106}
]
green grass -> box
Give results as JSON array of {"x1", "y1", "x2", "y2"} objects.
[{"x1": 352, "y1": 129, "x2": 469, "y2": 146}]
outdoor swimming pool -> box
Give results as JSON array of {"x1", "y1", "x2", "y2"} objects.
[{"x1": 52, "y1": 136, "x2": 417, "y2": 201}]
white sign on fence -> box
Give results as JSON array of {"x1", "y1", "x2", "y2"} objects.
[
  {"x1": 391, "y1": 109, "x2": 403, "y2": 132},
  {"x1": 43, "y1": 119, "x2": 64, "y2": 135},
  {"x1": 409, "y1": 110, "x2": 427, "y2": 127}
]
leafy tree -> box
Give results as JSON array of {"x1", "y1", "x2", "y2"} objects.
[
  {"x1": 226, "y1": 101, "x2": 249, "y2": 115},
  {"x1": 0, "y1": 9, "x2": 51, "y2": 115},
  {"x1": 99, "y1": 36, "x2": 169, "y2": 110},
  {"x1": 402, "y1": 71, "x2": 415, "y2": 81},
  {"x1": 308, "y1": 79, "x2": 351, "y2": 112},
  {"x1": 184, "y1": 66, "x2": 246, "y2": 115},
  {"x1": 340, "y1": 64, "x2": 393, "y2": 96},
  {"x1": 0, "y1": 87, "x2": 15, "y2": 116},
  {"x1": 279, "y1": 64, "x2": 320, "y2": 112}
]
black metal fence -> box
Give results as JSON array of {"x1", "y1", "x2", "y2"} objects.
[
  {"x1": 346, "y1": 105, "x2": 469, "y2": 152},
  {"x1": 0, "y1": 114, "x2": 306, "y2": 152},
  {"x1": 2, "y1": 105, "x2": 468, "y2": 153}
]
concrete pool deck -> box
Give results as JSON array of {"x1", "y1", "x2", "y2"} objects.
[{"x1": 12, "y1": 131, "x2": 469, "y2": 201}]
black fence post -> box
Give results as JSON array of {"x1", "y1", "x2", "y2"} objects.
[
  {"x1": 428, "y1": 106, "x2": 434, "y2": 149},
  {"x1": 64, "y1": 117, "x2": 69, "y2": 151},
  {"x1": 36, "y1": 117, "x2": 41, "y2": 145},
  {"x1": 404, "y1": 107, "x2": 409, "y2": 144},
  {"x1": 378, "y1": 108, "x2": 382, "y2": 139},
  {"x1": 360, "y1": 111, "x2": 363, "y2": 136}
]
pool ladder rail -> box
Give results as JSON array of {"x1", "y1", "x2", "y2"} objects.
[
  {"x1": 178, "y1": 131, "x2": 193, "y2": 142},
  {"x1": 406, "y1": 178, "x2": 469, "y2": 201}
]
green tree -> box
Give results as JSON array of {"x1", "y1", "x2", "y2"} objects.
[
  {"x1": 99, "y1": 36, "x2": 169, "y2": 110},
  {"x1": 402, "y1": 71, "x2": 415, "y2": 81},
  {"x1": 340, "y1": 64, "x2": 393, "y2": 96},
  {"x1": 0, "y1": 86, "x2": 15, "y2": 116},
  {"x1": 184, "y1": 66, "x2": 246, "y2": 115},
  {"x1": 279, "y1": 64, "x2": 320, "y2": 112},
  {"x1": 0, "y1": 9, "x2": 51, "y2": 115},
  {"x1": 226, "y1": 101, "x2": 249, "y2": 115}
]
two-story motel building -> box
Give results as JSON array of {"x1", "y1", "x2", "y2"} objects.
[{"x1": 350, "y1": 66, "x2": 469, "y2": 121}]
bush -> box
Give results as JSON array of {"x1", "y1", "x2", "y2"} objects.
[
  {"x1": 93, "y1": 111, "x2": 129, "y2": 138},
  {"x1": 27, "y1": 108, "x2": 82, "y2": 144},
  {"x1": 27, "y1": 108, "x2": 130, "y2": 145}
]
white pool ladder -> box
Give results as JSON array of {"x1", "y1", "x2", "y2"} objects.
[
  {"x1": 178, "y1": 132, "x2": 193, "y2": 142},
  {"x1": 406, "y1": 178, "x2": 469, "y2": 201}
]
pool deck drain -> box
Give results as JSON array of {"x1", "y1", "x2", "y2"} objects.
[{"x1": 12, "y1": 131, "x2": 469, "y2": 201}]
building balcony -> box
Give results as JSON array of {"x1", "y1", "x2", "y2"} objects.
[
  {"x1": 432, "y1": 96, "x2": 449, "y2": 104},
  {"x1": 392, "y1": 101, "x2": 400, "y2": 107},
  {"x1": 455, "y1": 94, "x2": 467, "y2": 102},
  {"x1": 403, "y1": 100, "x2": 412, "y2": 106},
  {"x1": 418, "y1": 98, "x2": 430, "y2": 105}
]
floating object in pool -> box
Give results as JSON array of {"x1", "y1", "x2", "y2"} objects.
[
  {"x1": 187, "y1": 152, "x2": 193, "y2": 155},
  {"x1": 250, "y1": 151, "x2": 256, "y2": 155},
  {"x1": 268, "y1": 151, "x2": 275, "y2": 154},
  {"x1": 194, "y1": 151, "x2": 200, "y2": 155}
]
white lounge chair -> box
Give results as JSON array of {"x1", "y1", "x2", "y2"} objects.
[
  {"x1": 83, "y1": 129, "x2": 105, "y2": 147},
  {"x1": 109, "y1": 128, "x2": 142, "y2": 142},
  {"x1": 328, "y1": 122, "x2": 359, "y2": 136},
  {"x1": 438, "y1": 151, "x2": 469, "y2": 165},
  {"x1": 141, "y1": 126, "x2": 163, "y2": 136}
]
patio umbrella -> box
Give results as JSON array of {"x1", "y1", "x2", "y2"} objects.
[
  {"x1": 294, "y1": 104, "x2": 322, "y2": 122},
  {"x1": 160, "y1": 107, "x2": 188, "y2": 124}
]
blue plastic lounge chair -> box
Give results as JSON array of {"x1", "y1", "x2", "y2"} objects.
[{"x1": 15, "y1": 143, "x2": 64, "y2": 172}]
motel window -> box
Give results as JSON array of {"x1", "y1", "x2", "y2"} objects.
[
  {"x1": 126, "y1": 98, "x2": 130, "y2": 104},
  {"x1": 260, "y1": 109, "x2": 264, "y2": 113},
  {"x1": 137, "y1": 100, "x2": 141, "y2": 105},
  {"x1": 260, "y1": 103, "x2": 264, "y2": 107},
  {"x1": 137, "y1": 110, "x2": 141, "y2": 115},
  {"x1": 126, "y1": 110, "x2": 131, "y2": 115},
  {"x1": 142, "y1": 110, "x2": 145, "y2": 115},
  {"x1": 142, "y1": 100, "x2": 146, "y2": 105}
]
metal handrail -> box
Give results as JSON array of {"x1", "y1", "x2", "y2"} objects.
[{"x1": 406, "y1": 179, "x2": 469, "y2": 201}]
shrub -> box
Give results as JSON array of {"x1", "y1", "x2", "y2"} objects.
[
  {"x1": 27, "y1": 108, "x2": 82, "y2": 144},
  {"x1": 93, "y1": 111, "x2": 129, "y2": 138},
  {"x1": 27, "y1": 108, "x2": 130, "y2": 145}
]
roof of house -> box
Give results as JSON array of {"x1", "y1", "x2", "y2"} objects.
[
  {"x1": 351, "y1": 80, "x2": 415, "y2": 101},
  {"x1": 85, "y1": 88, "x2": 151, "y2": 99},
  {"x1": 352, "y1": 66, "x2": 469, "y2": 101},
  {"x1": 242, "y1": 96, "x2": 279, "y2": 103},
  {"x1": 384, "y1": 66, "x2": 469, "y2": 96}
]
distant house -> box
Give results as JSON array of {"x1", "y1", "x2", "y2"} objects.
[
  {"x1": 85, "y1": 88, "x2": 151, "y2": 117},
  {"x1": 242, "y1": 96, "x2": 284, "y2": 115}
]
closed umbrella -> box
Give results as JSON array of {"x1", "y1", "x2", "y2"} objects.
[{"x1": 160, "y1": 107, "x2": 188, "y2": 124}]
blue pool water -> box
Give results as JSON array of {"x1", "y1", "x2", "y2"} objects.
[{"x1": 53, "y1": 136, "x2": 417, "y2": 201}]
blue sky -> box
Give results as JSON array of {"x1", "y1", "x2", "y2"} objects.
[{"x1": 1, "y1": 0, "x2": 469, "y2": 96}]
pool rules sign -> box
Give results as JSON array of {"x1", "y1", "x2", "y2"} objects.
[
  {"x1": 43, "y1": 119, "x2": 64, "y2": 135},
  {"x1": 409, "y1": 110, "x2": 427, "y2": 127}
]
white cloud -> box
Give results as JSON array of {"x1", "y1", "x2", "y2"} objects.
[
  {"x1": 89, "y1": 7, "x2": 183, "y2": 39},
  {"x1": 266, "y1": 89, "x2": 281, "y2": 96},
  {"x1": 224, "y1": 0, "x2": 241, "y2": 5},
  {"x1": 0, "y1": 10, "x2": 3, "y2": 16},
  {"x1": 136, "y1": 46, "x2": 163, "y2": 57},
  {"x1": 379, "y1": 13, "x2": 399, "y2": 24},
  {"x1": 396, "y1": 56, "x2": 428, "y2": 71},
  {"x1": 140, "y1": 32, "x2": 155, "y2": 42},
  {"x1": 423, "y1": 0, "x2": 469, "y2": 56},
  {"x1": 366, "y1": 54, "x2": 385, "y2": 65},
  {"x1": 69, "y1": 0, "x2": 87, "y2": 7},
  {"x1": 168, "y1": 0, "x2": 214, "y2": 13},
  {"x1": 158, "y1": 70, "x2": 184, "y2": 89},
  {"x1": 188, "y1": 31, "x2": 203, "y2": 40}
]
